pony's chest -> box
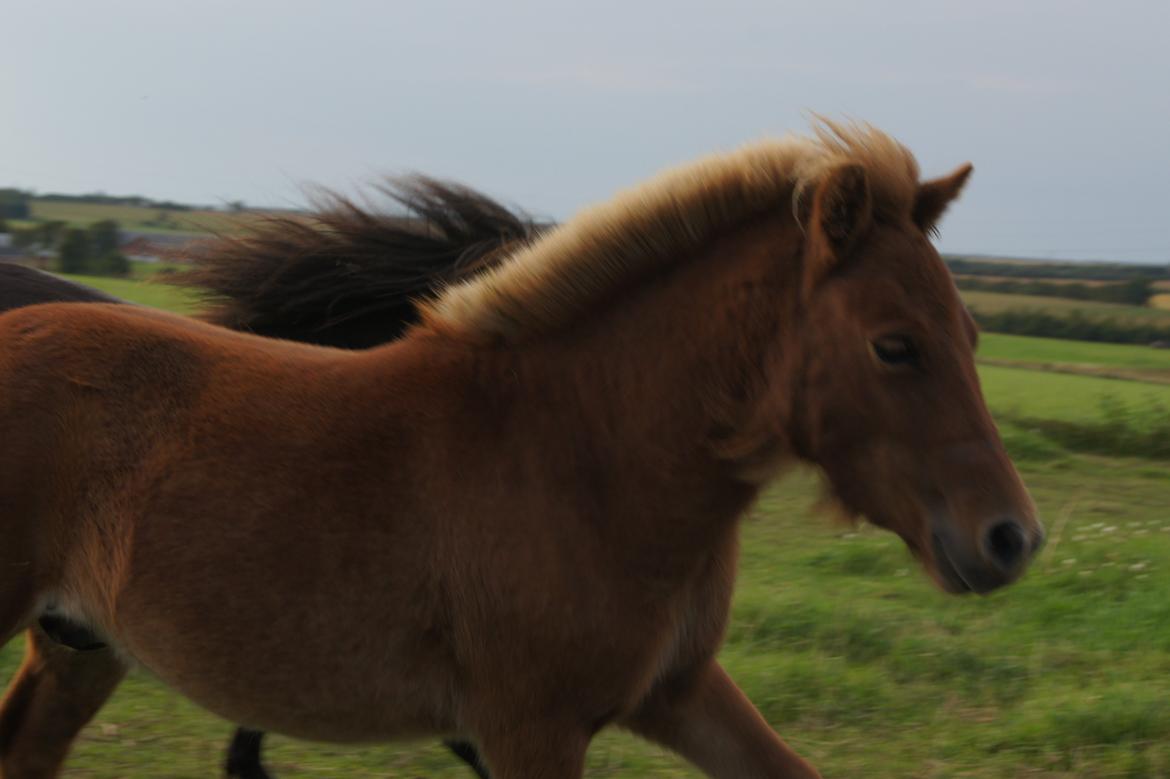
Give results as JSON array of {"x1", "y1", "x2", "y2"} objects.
[{"x1": 648, "y1": 553, "x2": 738, "y2": 685}]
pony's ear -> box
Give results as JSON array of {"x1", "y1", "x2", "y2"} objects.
[
  {"x1": 804, "y1": 163, "x2": 873, "y2": 293},
  {"x1": 913, "y1": 163, "x2": 973, "y2": 235}
]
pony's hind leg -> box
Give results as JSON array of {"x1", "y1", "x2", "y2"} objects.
[
  {"x1": 225, "y1": 728, "x2": 270, "y2": 779},
  {"x1": 0, "y1": 624, "x2": 127, "y2": 779},
  {"x1": 444, "y1": 739, "x2": 492, "y2": 779}
]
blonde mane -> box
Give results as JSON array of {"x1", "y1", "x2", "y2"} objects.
[{"x1": 421, "y1": 119, "x2": 921, "y2": 343}]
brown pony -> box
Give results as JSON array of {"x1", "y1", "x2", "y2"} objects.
[{"x1": 0, "y1": 120, "x2": 1040, "y2": 778}]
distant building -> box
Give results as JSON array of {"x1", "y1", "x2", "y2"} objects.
[
  {"x1": 118, "y1": 231, "x2": 202, "y2": 264},
  {"x1": 0, "y1": 233, "x2": 23, "y2": 258},
  {"x1": 0, "y1": 234, "x2": 46, "y2": 268}
]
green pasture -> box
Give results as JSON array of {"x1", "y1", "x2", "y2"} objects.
[
  {"x1": 974, "y1": 333, "x2": 1170, "y2": 459},
  {"x1": 29, "y1": 198, "x2": 243, "y2": 235},
  {"x1": 978, "y1": 333, "x2": 1170, "y2": 378},
  {"x1": 961, "y1": 289, "x2": 1170, "y2": 325},
  {"x1": 55, "y1": 270, "x2": 202, "y2": 314},
  {"x1": 2, "y1": 276, "x2": 1169, "y2": 777},
  {"x1": 2, "y1": 458, "x2": 1166, "y2": 778},
  {"x1": 980, "y1": 364, "x2": 1170, "y2": 423}
]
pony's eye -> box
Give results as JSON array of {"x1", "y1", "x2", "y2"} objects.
[{"x1": 872, "y1": 335, "x2": 919, "y2": 367}]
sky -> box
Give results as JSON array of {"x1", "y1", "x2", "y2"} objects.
[{"x1": 2, "y1": 0, "x2": 1167, "y2": 263}]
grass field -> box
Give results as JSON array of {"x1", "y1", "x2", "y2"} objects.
[
  {"x1": 4, "y1": 278, "x2": 1169, "y2": 777},
  {"x1": 979, "y1": 333, "x2": 1170, "y2": 374},
  {"x1": 29, "y1": 199, "x2": 247, "y2": 235},
  {"x1": 961, "y1": 290, "x2": 1170, "y2": 325},
  {"x1": 2, "y1": 458, "x2": 1165, "y2": 778},
  {"x1": 982, "y1": 332, "x2": 1170, "y2": 371},
  {"x1": 981, "y1": 364, "x2": 1170, "y2": 421},
  {"x1": 977, "y1": 333, "x2": 1170, "y2": 385},
  {"x1": 56, "y1": 271, "x2": 202, "y2": 314}
]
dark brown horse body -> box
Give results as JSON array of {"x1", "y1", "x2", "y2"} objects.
[{"x1": 0, "y1": 122, "x2": 1040, "y2": 778}]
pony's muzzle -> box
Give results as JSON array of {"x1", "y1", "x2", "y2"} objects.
[{"x1": 933, "y1": 515, "x2": 1043, "y2": 594}]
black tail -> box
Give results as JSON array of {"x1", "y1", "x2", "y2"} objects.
[{"x1": 175, "y1": 176, "x2": 541, "y2": 348}]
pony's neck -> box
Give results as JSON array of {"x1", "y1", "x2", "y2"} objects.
[{"x1": 515, "y1": 213, "x2": 805, "y2": 575}]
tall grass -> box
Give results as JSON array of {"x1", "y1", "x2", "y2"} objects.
[{"x1": 1001, "y1": 395, "x2": 1170, "y2": 459}]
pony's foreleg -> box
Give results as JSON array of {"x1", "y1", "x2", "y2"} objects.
[
  {"x1": 0, "y1": 625, "x2": 127, "y2": 779},
  {"x1": 623, "y1": 660, "x2": 821, "y2": 778},
  {"x1": 473, "y1": 720, "x2": 588, "y2": 779}
]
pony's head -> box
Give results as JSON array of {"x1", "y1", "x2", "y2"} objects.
[
  {"x1": 787, "y1": 137, "x2": 1041, "y2": 594},
  {"x1": 415, "y1": 118, "x2": 1042, "y2": 594}
]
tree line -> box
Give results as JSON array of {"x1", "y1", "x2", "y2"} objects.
[
  {"x1": 946, "y1": 256, "x2": 1170, "y2": 282},
  {"x1": 956, "y1": 277, "x2": 1155, "y2": 306},
  {"x1": 0, "y1": 188, "x2": 30, "y2": 219},
  {"x1": 969, "y1": 308, "x2": 1170, "y2": 346},
  {"x1": 1, "y1": 187, "x2": 196, "y2": 213},
  {"x1": 9, "y1": 219, "x2": 130, "y2": 277}
]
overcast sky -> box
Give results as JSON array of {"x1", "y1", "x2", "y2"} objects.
[{"x1": 3, "y1": 1, "x2": 1167, "y2": 262}]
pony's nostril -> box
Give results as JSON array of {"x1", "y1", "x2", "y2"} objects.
[{"x1": 984, "y1": 519, "x2": 1028, "y2": 571}]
